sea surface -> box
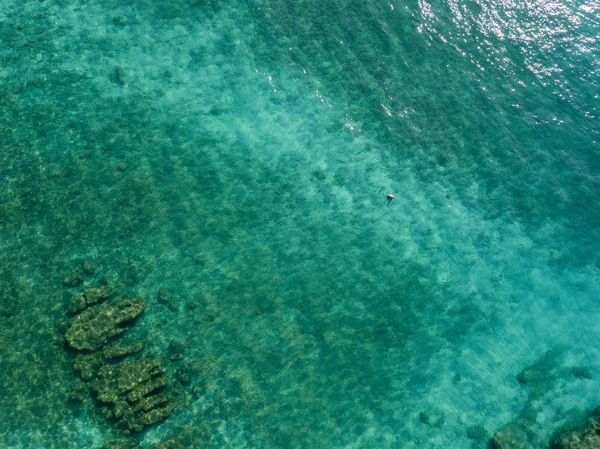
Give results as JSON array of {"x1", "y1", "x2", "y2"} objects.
[{"x1": 0, "y1": 0, "x2": 598, "y2": 448}]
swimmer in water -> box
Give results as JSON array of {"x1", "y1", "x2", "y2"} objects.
[{"x1": 386, "y1": 193, "x2": 395, "y2": 206}]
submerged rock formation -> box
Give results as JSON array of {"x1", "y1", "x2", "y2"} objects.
[
  {"x1": 73, "y1": 352, "x2": 104, "y2": 381},
  {"x1": 61, "y1": 276, "x2": 174, "y2": 435},
  {"x1": 91, "y1": 358, "x2": 172, "y2": 432},
  {"x1": 490, "y1": 425, "x2": 531, "y2": 449},
  {"x1": 551, "y1": 408, "x2": 600, "y2": 449},
  {"x1": 103, "y1": 340, "x2": 145, "y2": 360},
  {"x1": 65, "y1": 297, "x2": 146, "y2": 351},
  {"x1": 490, "y1": 349, "x2": 564, "y2": 449}
]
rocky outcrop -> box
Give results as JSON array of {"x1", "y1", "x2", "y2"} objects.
[
  {"x1": 103, "y1": 340, "x2": 145, "y2": 360},
  {"x1": 551, "y1": 409, "x2": 600, "y2": 449},
  {"x1": 73, "y1": 352, "x2": 104, "y2": 381},
  {"x1": 490, "y1": 425, "x2": 530, "y2": 449},
  {"x1": 61, "y1": 275, "x2": 174, "y2": 435},
  {"x1": 91, "y1": 358, "x2": 172, "y2": 432},
  {"x1": 64, "y1": 297, "x2": 146, "y2": 351}
]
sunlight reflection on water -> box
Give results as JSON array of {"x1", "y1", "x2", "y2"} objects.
[{"x1": 417, "y1": 0, "x2": 599, "y2": 93}]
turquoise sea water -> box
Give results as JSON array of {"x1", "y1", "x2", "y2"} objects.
[{"x1": 0, "y1": 0, "x2": 598, "y2": 448}]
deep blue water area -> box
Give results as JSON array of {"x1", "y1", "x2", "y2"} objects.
[{"x1": 0, "y1": 1, "x2": 598, "y2": 448}]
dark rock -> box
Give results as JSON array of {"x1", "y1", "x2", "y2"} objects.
[
  {"x1": 517, "y1": 367, "x2": 536, "y2": 385},
  {"x1": 73, "y1": 352, "x2": 104, "y2": 381},
  {"x1": 65, "y1": 298, "x2": 146, "y2": 351},
  {"x1": 192, "y1": 384, "x2": 202, "y2": 398},
  {"x1": 490, "y1": 427, "x2": 528, "y2": 449},
  {"x1": 111, "y1": 15, "x2": 129, "y2": 27},
  {"x1": 490, "y1": 416, "x2": 548, "y2": 449},
  {"x1": 419, "y1": 409, "x2": 445, "y2": 428},
  {"x1": 68, "y1": 380, "x2": 88, "y2": 402},
  {"x1": 63, "y1": 270, "x2": 84, "y2": 287},
  {"x1": 175, "y1": 365, "x2": 191, "y2": 386},
  {"x1": 58, "y1": 320, "x2": 71, "y2": 335},
  {"x1": 82, "y1": 260, "x2": 100, "y2": 275},
  {"x1": 467, "y1": 424, "x2": 487, "y2": 441},
  {"x1": 0, "y1": 294, "x2": 18, "y2": 317},
  {"x1": 517, "y1": 348, "x2": 563, "y2": 386},
  {"x1": 68, "y1": 294, "x2": 88, "y2": 314},
  {"x1": 68, "y1": 286, "x2": 109, "y2": 314},
  {"x1": 51, "y1": 333, "x2": 66, "y2": 347},
  {"x1": 209, "y1": 105, "x2": 223, "y2": 116},
  {"x1": 571, "y1": 366, "x2": 592, "y2": 380},
  {"x1": 98, "y1": 405, "x2": 115, "y2": 421},
  {"x1": 112, "y1": 66, "x2": 126, "y2": 86},
  {"x1": 61, "y1": 272, "x2": 173, "y2": 434},
  {"x1": 168, "y1": 340, "x2": 185, "y2": 361},
  {"x1": 103, "y1": 340, "x2": 145, "y2": 360},
  {"x1": 494, "y1": 350, "x2": 562, "y2": 449},
  {"x1": 313, "y1": 169, "x2": 327, "y2": 181},
  {"x1": 157, "y1": 287, "x2": 179, "y2": 311},
  {"x1": 99, "y1": 274, "x2": 113, "y2": 286},
  {"x1": 157, "y1": 287, "x2": 171, "y2": 304},
  {"x1": 83, "y1": 286, "x2": 109, "y2": 306}
]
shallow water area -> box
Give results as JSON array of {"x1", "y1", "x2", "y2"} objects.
[{"x1": 0, "y1": 0, "x2": 599, "y2": 448}]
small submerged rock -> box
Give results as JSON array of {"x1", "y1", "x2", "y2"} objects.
[
  {"x1": 419, "y1": 409, "x2": 445, "y2": 428},
  {"x1": 63, "y1": 270, "x2": 84, "y2": 287},
  {"x1": 111, "y1": 66, "x2": 126, "y2": 86},
  {"x1": 158, "y1": 287, "x2": 179, "y2": 312},
  {"x1": 175, "y1": 364, "x2": 192, "y2": 386},
  {"x1": 67, "y1": 294, "x2": 88, "y2": 314},
  {"x1": 466, "y1": 424, "x2": 488, "y2": 442},
  {"x1": 68, "y1": 286, "x2": 110, "y2": 314},
  {"x1": 157, "y1": 287, "x2": 171, "y2": 304},
  {"x1": 82, "y1": 259, "x2": 100, "y2": 275},
  {"x1": 0, "y1": 294, "x2": 17, "y2": 317},
  {"x1": 103, "y1": 340, "x2": 145, "y2": 360},
  {"x1": 68, "y1": 380, "x2": 89, "y2": 403},
  {"x1": 571, "y1": 366, "x2": 592, "y2": 380},
  {"x1": 168, "y1": 340, "x2": 185, "y2": 361},
  {"x1": 83, "y1": 286, "x2": 109, "y2": 306},
  {"x1": 73, "y1": 352, "x2": 103, "y2": 381},
  {"x1": 111, "y1": 15, "x2": 129, "y2": 27},
  {"x1": 490, "y1": 427, "x2": 528, "y2": 449}
]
